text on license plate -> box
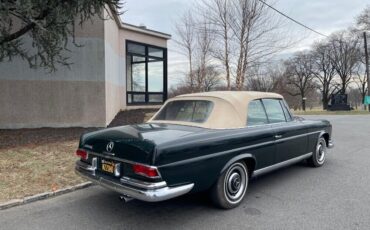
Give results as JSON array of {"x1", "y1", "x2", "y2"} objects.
[{"x1": 101, "y1": 159, "x2": 115, "y2": 173}]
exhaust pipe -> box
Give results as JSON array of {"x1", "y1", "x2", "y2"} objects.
[{"x1": 120, "y1": 195, "x2": 134, "y2": 203}]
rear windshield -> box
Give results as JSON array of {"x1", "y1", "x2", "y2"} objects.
[{"x1": 153, "y1": 100, "x2": 214, "y2": 123}]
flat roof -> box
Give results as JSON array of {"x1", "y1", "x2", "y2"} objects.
[
  {"x1": 108, "y1": 4, "x2": 171, "y2": 40},
  {"x1": 121, "y1": 23, "x2": 171, "y2": 39}
]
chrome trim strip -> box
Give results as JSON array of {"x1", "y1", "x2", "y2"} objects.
[
  {"x1": 87, "y1": 151, "x2": 138, "y2": 165},
  {"x1": 120, "y1": 177, "x2": 167, "y2": 189},
  {"x1": 275, "y1": 131, "x2": 322, "y2": 143},
  {"x1": 76, "y1": 160, "x2": 96, "y2": 172},
  {"x1": 159, "y1": 131, "x2": 321, "y2": 168},
  {"x1": 252, "y1": 152, "x2": 313, "y2": 177},
  {"x1": 75, "y1": 164, "x2": 193, "y2": 202}
]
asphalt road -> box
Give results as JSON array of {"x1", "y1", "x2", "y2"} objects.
[{"x1": 1, "y1": 115, "x2": 370, "y2": 230}]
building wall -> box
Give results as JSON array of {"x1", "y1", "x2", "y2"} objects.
[
  {"x1": 0, "y1": 16, "x2": 107, "y2": 129},
  {"x1": 103, "y1": 11, "x2": 125, "y2": 126},
  {"x1": 0, "y1": 10, "x2": 169, "y2": 129}
]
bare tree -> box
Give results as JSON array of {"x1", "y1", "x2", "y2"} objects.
[
  {"x1": 199, "y1": 0, "x2": 233, "y2": 90},
  {"x1": 195, "y1": 0, "x2": 289, "y2": 91},
  {"x1": 246, "y1": 63, "x2": 283, "y2": 92},
  {"x1": 193, "y1": 65, "x2": 222, "y2": 91},
  {"x1": 347, "y1": 87, "x2": 363, "y2": 109},
  {"x1": 194, "y1": 19, "x2": 214, "y2": 91},
  {"x1": 328, "y1": 31, "x2": 361, "y2": 94},
  {"x1": 356, "y1": 5, "x2": 370, "y2": 31},
  {"x1": 229, "y1": 0, "x2": 287, "y2": 90},
  {"x1": 230, "y1": 0, "x2": 263, "y2": 90},
  {"x1": 353, "y1": 62, "x2": 368, "y2": 108},
  {"x1": 311, "y1": 41, "x2": 337, "y2": 110},
  {"x1": 284, "y1": 52, "x2": 317, "y2": 111},
  {"x1": 174, "y1": 11, "x2": 196, "y2": 91}
]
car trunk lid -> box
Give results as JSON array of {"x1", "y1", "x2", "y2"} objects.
[{"x1": 79, "y1": 123, "x2": 205, "y2": 165}]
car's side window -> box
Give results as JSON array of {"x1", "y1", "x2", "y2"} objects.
[
  {"x1": 262, "y1": 99, "x2": 286, "y2": 123},
  {"x1": 247, "y1": 100, "x2": 268, "y2": 126},
  {"x1": 280, "y1": 100, "x2": 293, "y2": 122}
]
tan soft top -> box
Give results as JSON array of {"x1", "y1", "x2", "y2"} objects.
[{"x1": 148, "y1": 91, "x2": 283, "y2": 129}]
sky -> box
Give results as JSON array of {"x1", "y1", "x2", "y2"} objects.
[{"x1": 121, "y1": 0, "x2": 368, "y2": 87}]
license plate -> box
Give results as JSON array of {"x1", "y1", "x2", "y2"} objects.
[{"x1": 101, "y1": 159, "x2": 115, "y2": 174}]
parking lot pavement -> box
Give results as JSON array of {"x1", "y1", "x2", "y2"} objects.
[{"x1": 1, "y1": 115, "x2": 369, "y2": 230}]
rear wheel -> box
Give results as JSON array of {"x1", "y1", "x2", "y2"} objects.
[
  {"x1": 307, "y1": 137, "x2": 327, "y2": 167},
  {"x1": 210, "y1": 161, "x2": 248, "y2": 209}
]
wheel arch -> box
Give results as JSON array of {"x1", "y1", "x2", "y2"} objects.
[
  {"x1": 220, "y1": 154, "x2": 256, "y2": 178},
  {"x1": 319, "y1": 131, "x2": 329, "y2": 147}
]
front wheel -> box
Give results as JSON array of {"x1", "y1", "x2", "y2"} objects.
[
  {"x1": 210, "y1": 161, "x2": 248, "y2": 209},
  {"x1": 307, "y1": 137, "x2": 327, "y2": 167}
]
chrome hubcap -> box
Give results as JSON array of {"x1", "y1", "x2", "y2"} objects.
[
  {"x1": 316, "y1": 141, "x2": 325, "y2": 163},
  {"x1": 228, "y1": 173, "x2": 241, "y2": 194},
  {"x1": 224, "y1": 163, "x2": 247, "y2": 204}
]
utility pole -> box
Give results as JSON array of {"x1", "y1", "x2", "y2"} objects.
[{"x1": 364, "y1": 31, "x2": 370, "y2": 112}]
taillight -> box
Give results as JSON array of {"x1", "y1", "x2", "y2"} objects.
[
  {"x1": 76, "y1": 149, "x2": 88, "y2": 160},
  {"x1": 132, "y1": 164, "x2": 160, "y2": 178}
]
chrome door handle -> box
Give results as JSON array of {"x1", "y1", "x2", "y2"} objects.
[{"x1": 275, "y1": 135, "x2": 282, "y2": 139}]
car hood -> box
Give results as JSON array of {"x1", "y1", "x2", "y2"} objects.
[{"x1": 79, "y1": 123, "x2": 205, "y2": 164}]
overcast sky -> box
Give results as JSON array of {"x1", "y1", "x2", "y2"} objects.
[{"x1": 122, "y1": 0, "x2": 368, "y2": 86}]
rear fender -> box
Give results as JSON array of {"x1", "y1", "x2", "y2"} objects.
[{"x1": 220, "y1": 153, "x2": 256, "y2": 176}]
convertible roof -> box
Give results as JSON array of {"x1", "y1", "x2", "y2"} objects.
[{"x1": 148, "y1": 91, "x2": 283, "y2": 129}]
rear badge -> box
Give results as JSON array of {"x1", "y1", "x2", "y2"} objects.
[{"x1": 106, "y1": 141, "x2": 114, "y2": 152}]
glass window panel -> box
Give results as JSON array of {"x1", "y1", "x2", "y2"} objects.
[
  {"x1": 126, "y1": 42, "x2": 167, "y2": 104},
  {"x1": 280, "y1": 100, "x2": 292, "y2": 121},
  {"x1": 133, "y1": 94, "x2": 145, "y2": 103},
  {"x1": 126, "y1": 55, "x2": 132, "y2": 91},
  {"x1": 247, "y1": 100, "x2": 268, "y2": 126},
  {"x1": 149, "y1": 94, "x2": 163, "y2": 103},
  {"x1": 132, "y1": 62, "x2": 146, "y2": 92},
  {"x1": 154, "y1": 100, "x2": 213, "y2": 123},
  {"x1": 127, "y1": 43, "x2": 145, "y2": 55},
  {"x1": 133, "y1": 56, "x2": 145, "y2": 63},
  {"x1": 262, "y1": 99, "x2": 286, "y2": 123},
  {"x1": 148, "y1": 61, "x2": 163, "y2": 92},
  {"x1": 148, "y1": 47, "x2": 163, "y2": 58}
]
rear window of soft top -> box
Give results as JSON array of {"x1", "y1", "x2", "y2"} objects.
[{"x1": 153, "y1": 100, "x2": 214, "y2": 123}]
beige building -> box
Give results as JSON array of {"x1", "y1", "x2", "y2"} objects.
[{"x1": 0, "y1": 8, "x2": 170, "y2": 129}]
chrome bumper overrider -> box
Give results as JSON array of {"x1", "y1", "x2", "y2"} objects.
[
  {"x1": 328, "y1": 139, "x2": 334, "y2": 149},
  {"x1": 75, "y1": 161, "x2": 194, "y2": 202}
]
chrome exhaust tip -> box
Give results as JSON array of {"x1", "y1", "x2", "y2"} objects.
[{"x1": 120, "y1": 195, "x2": 134, "y2": 202}]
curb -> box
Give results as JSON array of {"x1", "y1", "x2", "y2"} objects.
[{"x1": 0, "y1": 182, "x2": 93, "y2": 211}]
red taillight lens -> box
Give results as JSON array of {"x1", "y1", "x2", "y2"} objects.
[
  {"x1": 76, "y1": 149, "x2": 88, "y2": 160},
  {"x1": 132, "y1": 164, "x2": 159, "y2": 178}
]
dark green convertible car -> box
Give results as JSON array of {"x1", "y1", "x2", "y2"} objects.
[{"x1": 75, "y1": 91, "x2": 334, "y2": 209}]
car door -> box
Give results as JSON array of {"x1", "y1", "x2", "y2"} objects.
[
  {"x1": 262, "y1": 99, "x2": 309, "y2": 164},
  {"x1": 246, "y1": 99, "x2": 276, "y2": 169}
]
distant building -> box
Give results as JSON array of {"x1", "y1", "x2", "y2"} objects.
[{"x1": 0, "y1": 7, "x2": 170, "y2": 129}]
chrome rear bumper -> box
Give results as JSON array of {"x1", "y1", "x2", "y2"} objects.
[{"x1": 75, "y1": 161, "x2": 194, "y2": 202}]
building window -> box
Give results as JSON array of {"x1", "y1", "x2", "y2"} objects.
[{"x1": 126, "y1": 41, "x2": 167, "y2": 105}]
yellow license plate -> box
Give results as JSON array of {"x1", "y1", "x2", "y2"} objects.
[{"x1": 101, "y1": 160, "x2": 115, "y2": 173}]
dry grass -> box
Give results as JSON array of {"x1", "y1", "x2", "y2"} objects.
[
  {"x1": 0, "y1": 109, "x2": 157, "y2": 203},
  {"x1": 0, "y1": 141, "x2": 85, "y2": 203}
]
